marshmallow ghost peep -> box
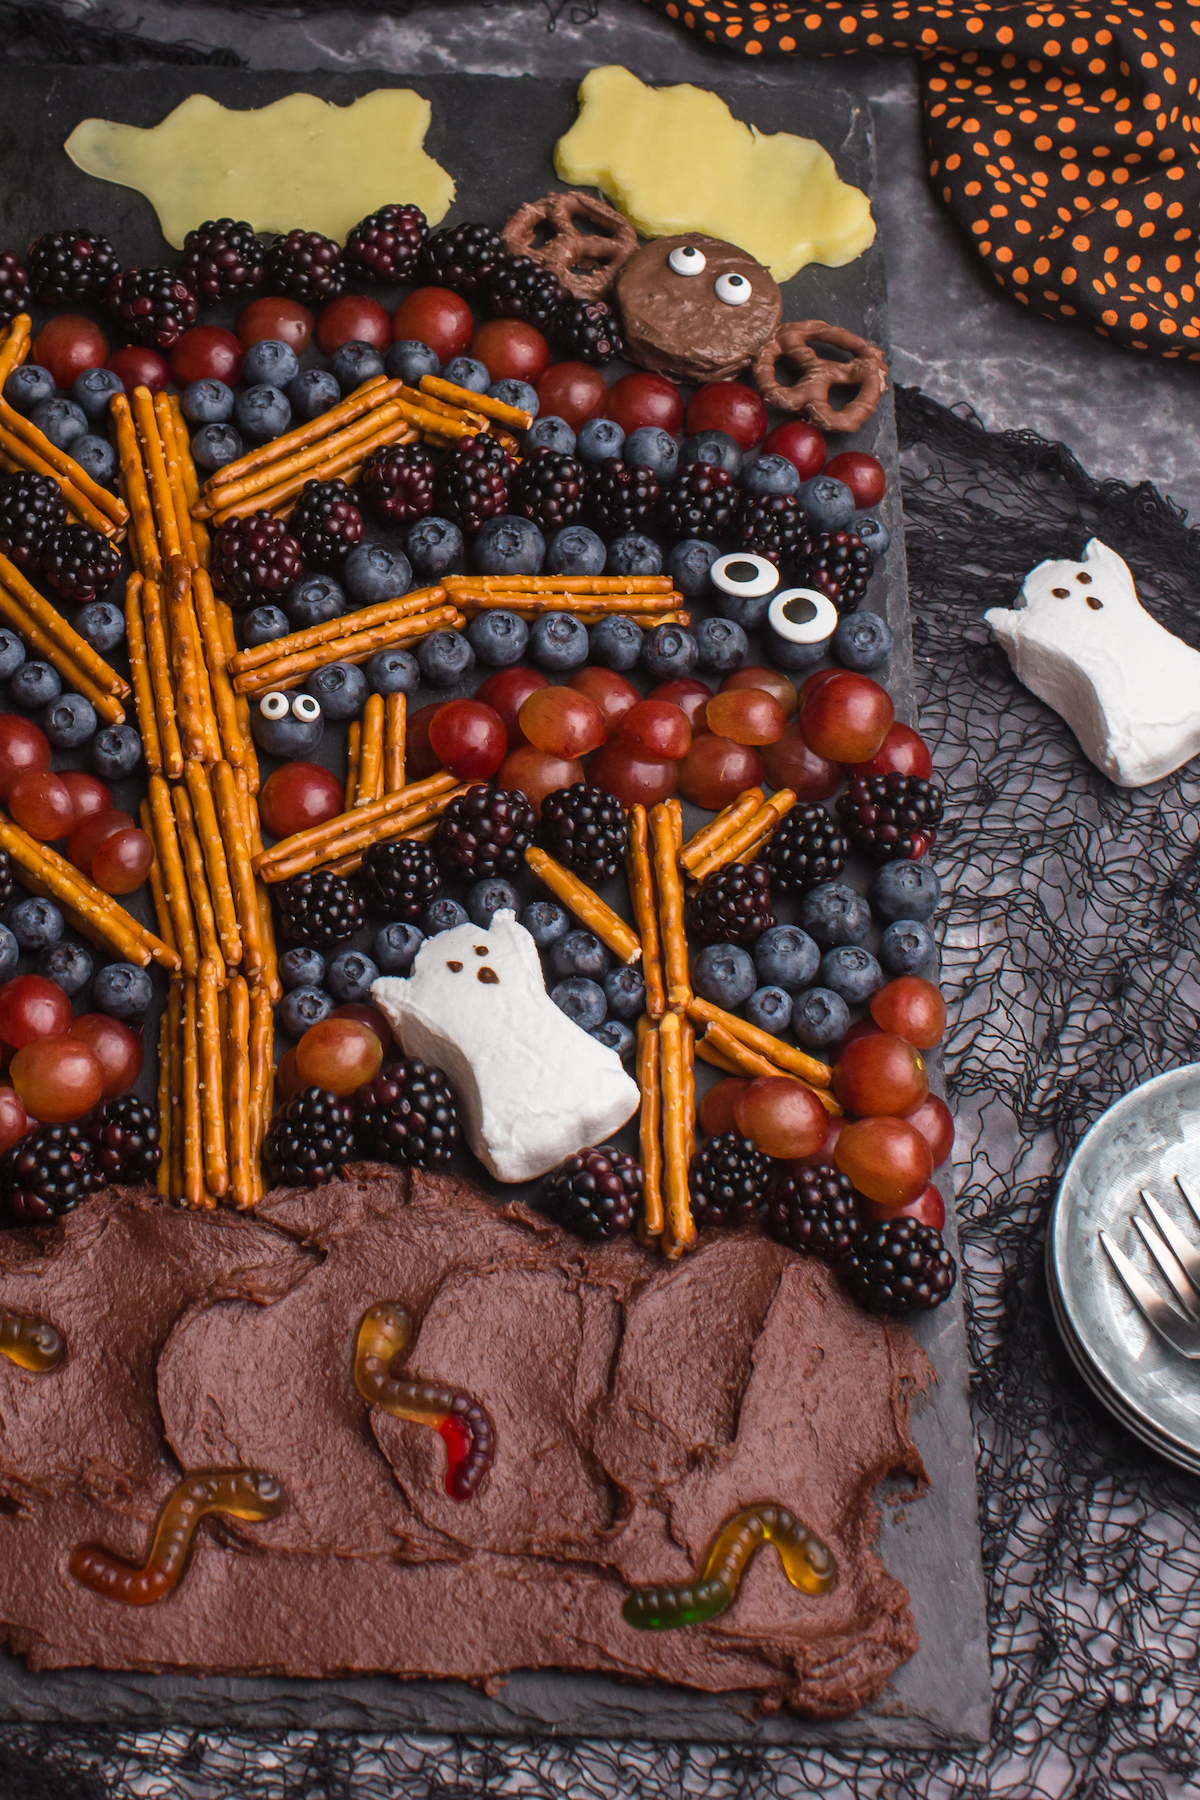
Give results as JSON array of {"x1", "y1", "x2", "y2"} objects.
[
  {"x1": 372, "y1": 912, "x2": 640, "y2": 1184},
  {"x1": 985, "y1": 538, "x2": 1200, "y2": 789}
]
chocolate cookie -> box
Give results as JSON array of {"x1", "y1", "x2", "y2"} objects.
[{"x1": 615, "y1": 235, "x2": 782, "y2": 383}]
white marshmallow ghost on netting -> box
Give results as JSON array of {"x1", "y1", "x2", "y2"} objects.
[{"x1": 985, "y1": 538, "x2": 1200, "y2": 788}]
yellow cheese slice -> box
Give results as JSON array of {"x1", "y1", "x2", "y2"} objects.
[
  {"x1": 64, "y1": 90, "x2": 455, "y2": 249},
  {"x1": 554, "y1": 66, "x2": 874, "y2": 282}
]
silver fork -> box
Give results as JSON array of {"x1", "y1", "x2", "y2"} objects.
[{"x1": 1099, "y1": 1176, "x2": 1200, "y2": 1359}]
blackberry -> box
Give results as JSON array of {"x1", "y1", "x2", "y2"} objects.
[
  {"x1": 211, "y1": 511, "x2": 304, "y2": 606},
  {"x1": 542, "y1": 1145, "x2": 642, "y2": 1240},
  {"x1": 735, "y1": 492, "x2": 809, "y2": 567},
  {"x1": 361, "y1": 839, "x2": 442, "y2": 920},
  {"x1": 435, "y1": 434, "x2": 511, "y2": 535},
  {"x1": 839, "y1": 1217, "x2": 957, "y2": 1316},
  {"x1": 688, "y1": 1132, "x2": 772, "y2": 1228},
  {"x1": 263, "y1": 229, "x2": 346, "y2": 303},
  {"x1": 801, "y1": 530, "x2": 873, "y2": 613},
  {"x1": 264, "y1": 1087, "x2": 356, "y2": 1188},
  {"x1": 414, "y1": 222, "x2": 503, "y2": 296},
  {"x1": 105, "y1": 266, "x2": 198, "y2": 349},
  {"x1": 353, "y1": 1058, "x2": 459, "y2": 1169},
  {"x1": 765, "y1": 804, "x2": 849, "y2": 895},
  {"x1": 0, "y1": 849, "x2": 14, "y2": 909},
  {"x1": 0, "y1": 470, "x2": 66, "y2": 571},
  {"x1": 436, "y1": 784, "x2": 536, "y2": 882},
  {"x1": 178, "y1": 218, "x2": 262, "y2": 302},
  {"x1": 484, "y1": 254, "x2": 563, "y2": 332},
  {"x1": 540, "y1": 783, "x2": 628, "y2": 882},
  {"x1": 26, "y1": 228, "x2": 119, "y2": 306},
  {"x1": 511, "y1": 448, "x2": 585, "y2": 532},
  {"x1": 344, "y1": 204, "x2": 427, "y2": 284},
  {"x1": 360, "y1": 442, "x2": 437, "y2": 525},
  {"x1": 0, "y1": 252, "x2": 29, "y2": 327},
  {"x1": 288, "y1": 479, "x2": 364, "y2": 569},
  {"x1": 551, "y1": 299, "x2": 623, "y2": 365},
  {"x1": 766, "y1": 1164, "x2": 861, "y2": 1264},
  {"x1": 686, "y1": 862, "x2": 775, "y2": 947},
  {"x1": 0, "y1": 1123, "x2": 105, "y2": 1224},
  {"x1": 585, "y1": 458, "x2": 660, "y2": 541},
  {"x1": 85, "y1": 1095, "x2": 161, "y2": 1186},
  {"x1": 38, "y1": 525, "x2": 122, "y2": 606},
  {"x1": 660, "y1": 464, "x2": 737, "y2": 543},
  {"x1": 275, "y1": 870, "x2": 365, "y2": 948},
  {"x1": 836, "y1": 773, "x2": 945, "y2": 864}
]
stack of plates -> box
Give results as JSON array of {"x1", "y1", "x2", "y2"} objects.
[{"x1": 1048, "y1": 1064, "x2": 1200, "y2": 1474}]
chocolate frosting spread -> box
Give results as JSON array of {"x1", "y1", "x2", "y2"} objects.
[
  {"x1": 0, "y1": 1173, "x2": 931, "y2": 1719},
  {"x1": 616, "y1": 235, "x2": 782, "y2": 383}
]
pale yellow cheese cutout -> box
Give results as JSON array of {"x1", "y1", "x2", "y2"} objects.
[
  {"x1": 554, "y1": 66, "x2": 874, "y2": 282},
  {"x1": 64, "y1": 90, "x2": 455, "y2": 249}
]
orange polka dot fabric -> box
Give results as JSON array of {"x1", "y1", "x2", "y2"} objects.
[{"x1": 641, "y1": 0, "x2": 1200, "y2": 357}]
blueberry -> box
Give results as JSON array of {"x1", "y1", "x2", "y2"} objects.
[
  {"x1": 819, "y1": 944, "x2": 883, "y2": 1004},
  {"x1": 869, "y1": 861, "x2": 941, "y2": 923},
  {"x1": 279, "y1": 986, "x2": 334, "y2": 1037},
  {"x1": 833, "y1": 611, "x2": 893, "y2": 672},
  {"x1": 754, "y1": 925, "x2": 820, "y2": 991},
  {"x1": 423, "y1": 897, "x2": 469, "y2": 936},
  {"x1": 547, "y1": 525, "x2": 606, "y2": 578},
  {"x1": 240, "y1": 339, "x2": 300, "y2": 388},
  {"x1": 525, "y1": 416, "x2": 576, "y2": 455},
  {"x1": 8, "y1": 897, "x2": 63, "y2": 950},
  {"x1": 365, "y1": 648, "x2": 419, "y2": 696},
  {"x1": 373, "y1": 921, "x2": 424, "y2": 974},
  {"x1": 607, "y1": 533, "x2": 662, "y2": 578},
  {"x1": 467, "y1": 878, "x2": 520, "y2": 927},
  {"x1": 442, "y1": 356, "x2": 490, "y2": 393},
  {"x1": 551, "y1": 977, "x2": 606, "y2": 1031},
  {"x1": 303, "y1": 660, "x2": 368, "y2": 721},
  {"x1": 43, "y1": 692, "x2": 97, "y2": 748},
  {"x1": 879, "y1": 918, "x2": 937, "y2": 976},
  {"x1": 488, "y1": 379, "x2": 538, "y2": 416},
  {"x1": 471, "y1": 514, "x2": 545, "y2": 577},
  {"x1": 625, "y1": 426, "x2": 678, "y2": 481},
  {"x1": 37, "y1": 941, "x2": 93, "y2": 996},
  {"x1": 551, "y1": 929, "x2": 611, "y2": 982},
  {"x1": 764, "y1": 627, "x2": 828, "y2": 672},
  {"x1": 742, "y1": 453, "x2": 801, "y2": 497},
  {"x1": 791, "y1": 987, "x2": 850, "y2": 1049},
  {"x1": 714, "y1": 587, "x2": 771, "y2": 632},
  {"x1": 744, "y1": 985, "x2": 792, "y2": 1036},
  {"x1": 234, "y1": 384, "x2": 292, "y2": 443},
  {"x1": 75, "y1": 600, "x2": 125, "y2": 653},
  {"x1": 798, "y1": 475, "x2": 855, "y2": 532},
  {"x1": 285, "y1": 573, "x2": 346, "y2": 628},
  {"x1": 386, "y1": 340, "x2": 441, "y2": 383},
  {"x1": 343, "y1": 542, "x2": 411, "y2": 604},
  {"x1": 72, "y1": 367, "x2": 125, "y2": 420},
  {"x1": 89, "y1": 723, "x2": 142, "y2": 779},
  {"x1": 0, "y1": 629, "x2": 23, "y2": 678},
  {"x1": 855, "y1": 516, "x2": 891, "y2": 560},
  {"x1": 418, "y1": 629, "x2": 474, "y2": 687},
  {"x1": 279, "y1": 946, "x2": 326, "y2": 991},
  {"x1": 695, "y1": 615, "x2": 747, "y2": 675},
  {"x1": 468, "y1": 610, "x2": 528, "y2": 669},
  {"x1": 680, "y1": 430, "x2": 742, "y2": 478},
  {"x1": 693, "y1": 942, "x2": 757, "y2": 1008},
  {"x1": 93, "y1": 960, "x2": 152, "y2": 1018},
  {"x1": 242, "y1": 605, "x2": 292, "y2": 649},
  {"x1": 521, "y1": 899, "x2": 570, "y2": 949},
  {"x1": 591, "y1": 1019, "x2": 636, "y2": 1061},
  {"x1": 72, "y1": 435, "x2": 118, "y2": 487},
  {"x1": 191, "y1": 424, "x2": 243, "y2": 470},
  {"x1": 30, "y1": 398, "x2": 87, "y2": 451},
  {"x1": 327, "y1": 949, "x2": 380, "y2": 1004},
  {"x1": 4, "y1": 364, "x2": 54, "y2": 413},
  {"x1": 588, "y1": 615, "x2": 643, "y2": 672},
  {"x1": 180, "y1": 378, "x2": 234, "y2": 425},
  {"x1": 251, "y1": 701, "x2": 322, "y2": 760},
  {"x1": 330, "y1": 341, "x2": 385, "y2": 393},
  {"x1": 604, "y1": 964, "x2": 646, "y2": 1021},
  {"x1": 288, "y1": 368, "x2": 341, "y2": 420},
  {"x1": 668, "y1": 538, "x2": 720, "y2": 598},
  {"x1": 641, "y1": 623, "x2": 698, "y2": 681},
  {"x1": 530, "y1": 612, "x2": 589, "y2": 671},
  {"x1": 576, "y1": 417, "x2": 624, "y2": 465},
  {"x1": 406, "y1": 516, "x2": 463, "y2": 579},
  {"x1": 799, "y1": 882, "x2": 871, "y2": 948},
  {"x1": 0, "y1": 923, "x2": 17, "y2": 982},
  {"x1": 9, "y1": 660, "x2": 61, "y2": 709}
]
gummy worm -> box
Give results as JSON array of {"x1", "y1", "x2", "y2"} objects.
[
  {"x1": 354, "y1": 1302, "x2": 494, "y2": 1502},
  {"x1": 69, "y1": 1469, "x2": 287, "y2": 1606},
  {"x1": 0, "y1": 1308, "x2": 64, "y2": 1372},
  {"x1": 622, "y1": 1503, "x2": 838, "y2": 1631}
]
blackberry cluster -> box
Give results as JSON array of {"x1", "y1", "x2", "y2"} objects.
[
  {"x1": 839, "y1": 1218, "x2": 957, "y2": 1316},
  {"x1": 511, "y1": 448, "x2": 585, "y2": 531},
  {"x1": 586, "y1": 458, "x2": 660, "y2": 540},
  {"x1": 542, "y1": 1146, "x2": 642, "y2": 1240},
  {"x1": 0, "y1": 470, "x2": 66, "y2": 570},
  {"x1": 765, "y1": 805, "x2": 849, "y2": 894},
  {"x1": 26, "y1": 228, "x2": 119, "y2": 306},
  {"x1": 264, "y1": 1088, "x2": 356, "y2": 1189},
  {"x1": 801, "y1": 530, "x2": 873, "y2": 612},
  {"x1": 484, "y1": 255, "x2": 563, "y2": 332},
  {"x1": 436, "y1": 785, "x2": 536, "y2": 881},
  {"x1": 688, "y1": 1133, "x2": 772, "y2": 1228},
  {"x1": 105, "y1": 266, "x2": 197, "y2": 349},
  {"x1": 39, "y1": 525, "x2": 122, "y2": 606},
  {"x1": 766, "y1": 1165, "x2": 861, "y2": 1264},
  {"x1": 686, "y1": 862, "x2": 775, "y2": 947},
  {"x1": 0, "y1": 252, "x2": 29, "y2": 327},
  {"x1": 263, "y1": 230, "x2": 346, "y2": 302},
  {"x1": 435, "y1": 435, "x2": 511, "y2": 534},
  {"x1": 86, "y1": 1096, "x2": 161, "y2": 1186},
  {"x1": 360, "y1": 839, "x2": 442, "y2": 920},
  {"x1": 288, "y1": 479, "x2": 364, "y2": 569},
  {"x1": 836, "y1": 773, "x2": 945, "y2": 863},
  {"x1": 660, "y1": 464, "x2": 737, "y2": 542},
  {"x1": 354, "y1": 1059, "x2": 459, "y2": 1170},
  {"x1": 211, "y1": 512, "x2": 304, "y2": 605},
  {"x1": 415, "y1": 222, "x2": 503, "y2": 295},
  {"x1": 735, "y1": 492, "x2": 809, "y2": 567},
  {"x1": 360, "y1": 442, "x2": 437, "y2": 524},
  {"x1": 539, "y1": 784, "x2": 627, "y2": 882},
  {"x1": 0, "y1": 850, "x2": 14, "y2": 909},
  {"x1": 551, "y1": 299, "x2": 623, "y2": 364},
  {"x1": 178, "y1": 219, "x2": 262, "y2": 302},
  {"x1": 344, "y1": 204, "x2": 427, "y2": 283},
  {"x1": 0, "y1": 1124, "x2": 105, "y2": 1224},
  {"x1": 275, "y1": 870, "x2": 365, "y2": 947}
]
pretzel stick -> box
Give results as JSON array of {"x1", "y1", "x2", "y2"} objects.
[
  {"x1": 248, "y1": 983, "x2": 273, "y2": 1204},
  {"x1": 636, "y1": 1017, "x2": 664, "y2": 1242},
  {"x1": 139, "y1": 799, "x2": 176, "y2": 952},
  {"x1": 0, "y1": 431, "x2": 118, "y2": 536},
  {"x1": 190, "y1": 568, "x2": 244, "y2": 768},
  {"x1": 166, "y1": 561, "x2": 214, "y2": 762},
  {"x1": 681, "y1": 1015, "x2": 696, "y2": 1162},
  {"x1": 697, "y1": 1021, "x2": 840, "y2": 1116},
  {"x1": 155, "y1": 392, "x2": 199, "y2": 569},
  {"x1": 212, "y1": 760, "x2": 263, "y2": 980},
  {"x1": 445, "y1": 574, "x2": 673, "y2": 595},
  {"x1": 156, "y1": 1001, "x2": 173, "y2": 1195},
  {"x1": 185, "y1": 759, "x2": 241, "y2": 967},
  {"x1": 109, "y1": 393, "x2": 159, "y2": 574},
  {"x1": 453, "y1": 595, "x2": 684, "y2": 621},
  {"x1": 179, "y1": 979, "x2": 207, "y2": 1207},
  {"x1": 261, "y1": 782, "x2": 470, "y2": 882},
  {"x1": 225, "y1": 975, "x2": 252, "y2": 1209},
  {"x1": 394, "y1": 400, "x2": 480, "y2": 440},
  {"x1": 625, "y1": 805, "x2": 665, "y2": 1019},
  {"x1": 197, "y1": 956, "x2": 228, "y2": 1197},
  {"x1": 0, "y1": 817, "x2": 176, "y2": 969},
  {"x1": 524, "y1": 847, "x2": 641, "y2": 965},
  {"x1": 218, "y1": 599, "x2": 257, "y2": 788},
  {"x1": 172, "y1": 783, "x2": 225, "y2": 983},
  {"x1": 0, "y1": 552, "x2": 129, "y2": 700},
  {"x1": 239, "y1": 777, "x2": 281, "y2": 1002},
  {"x1": 686, "y1": 996, "x2": 834, "y2": 1089},
  {"x1": 418, "y1": 374, "x2": 533, "y2": 430},
  {"x1": 344, "y1": 719, "x2": 361, "y2": 810},
  {"x1": 233, "y1": 605, "x2": 464, "y2": 695},
  {"x1": 195, "y1": 402, "x2": 407, "y2": 516},
  {"x1": 123, "y1": 576, "x2": 163, "y2": 774},
  {"x1": 0, "y1": 315, "x2": 31, "y2": 385},
  {"x1": 658, "y1": 1011, "x2": 696, "y2": 1258},
  {"x1": 212, "y1": 418, "x2": 417, "y2": 523},
  {"x1": 204, "y1": 375, "x2": 395, "y2": 490},
  {"x1": 167, "y1": 395, "x2": 209, "y2": 560},
  {"x1": 650, "y1": 803, "x2": 690, "y2": 1011},
  {"x1": 382, "y1": 691, "x2": 407, "y2": 793},
  {"x1": 323, "y1": 813, "x2": 439, "y2": 877},
  {"x1": 0, "y1": 391, "x2": 126, "y2": 528},
  {"x1": 694, "y1": 1035, "x2": 745, "y2": 1077},
  {"x1": 165, "y1": 980, "x2": 184, "y2": 1198},
  {"x1": 253, "y1": 769, "x2": 458, "y2": 875},
  {"x1": 690, "y1": 790, "x2": 797, "y2": 882},
  {"x1": 140, "y1": 578, "x2": 184, "y2": 779},
  {"x1": 679, "y1": 789, "x2": 765, "y2": 875},
  {"x1": 230, "y1": 588, "x2": 446, "y2": 675},
  {"x1": 147, "y1": 776, "x2": 198, "y2": 976},
  {"x1": 0, "y1": 582, "x2": 125, "y2": 724},
  {"x1": 353, "y1": 693, "x2": 385, "y2": 807}
]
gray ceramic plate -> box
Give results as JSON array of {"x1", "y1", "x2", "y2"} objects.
[{"x1": 1048, "y1": 1065, "x2": 1200, "y2": 1472}]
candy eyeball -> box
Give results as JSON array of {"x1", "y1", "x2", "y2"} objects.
[
  {"x1": 768, "y1": 586, "x2": 839, "y2": 645},
  {"x1": 710, "y1": 551, "x2": 779, "y2": 600},
  {"x1": 668, "y1": 244, "x2": 707, "y2": 276},
  {"x1": 259, "y1": 691, "x2": 290, "y2": 721},
  {"x1": 714, "y1": 272, "x2": 752, "y2": 306},
  {"x1": 290, "y1": 693, "x2": 322, "y2": 724},
  {"x1": 253, "y1": 688, "x2": 324, "y2": 758}
]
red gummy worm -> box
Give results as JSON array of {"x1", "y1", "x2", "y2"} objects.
[{"x1": 355, "y1": 1302, "x2": 495, "y2": 1501}]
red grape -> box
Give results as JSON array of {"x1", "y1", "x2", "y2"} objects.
[
  {"x1": 799, "y1": 672, "x2": 893, "y2": 763},
  {"x1": 518, "y1": 688, "x2": 606, "y2": 757},
  {"x1": 849, "y1": 723, "x2": 934, "y2": 781},
  {"x1": 762, "y1": 420, "x2": 827, "y2": 480},
  {"x1": 705, "y1": 689, "x2": 786, "y2": 746},
  {"x1": 616, "y1": 699, "x2": 691, "y2": 760},
  {"x1": 824, "y1": 451, "x2": 886, "y2": 509},
  {"x1": 784, "y1": 1111, "x2": 844, "y2": 1171},
  {"x1": 295, "y1": 1017, "x2": 383, "y2": 1095},
  {"x1": 0, "y1": 715, "x2": 51, "y2": 800},
  {"x1": 169, "y1": 326, "x2": 243, "y2": 386},
  {"x1": 676, "y1": 734, "x2": 762, "y2": 809},
  {"x1": 392, "y1": 288, "x2": 473, "y2": 362},
  {"x1": 870, "y1": 976, "x2": 947, "y2": 1049},
  {"x1": 0, "y1": 1085, "x2": 28, "y2": 1152},
  {"x1": 329, "y1": 1003, "x2": 393, "y2": 1054},
  {"x1": 567, "y1": 666, "x2": 640, "y2": 730},
  {"x1": 697, "y1": 1076, "x2": 748, "y2": 1137},
  {"x1": 428, "y1": 699, "x2": 508, "y2": 778},
  {"x1": 105, "y1": 346, "x2": 169, "y2": 393},
  {"x1": 476, "y1": 666, "x2": 549, "y2": 740},
  {"x1": 760, "y1": 722, "x2": 841, "y2": 800},
  {"x1": 838, "y1": 1017, "x2": 882, "y2": 1055},
  {"x1": 833, "y1": 1032, "x2": 928, "y2": 1117},
  {"x1": 59, "y1": 772, "x2": 111, "y2": 822},
  {"x1": 904, "y1": 1095, "x2": 954, "y2": 1167},
  {"x1": 259, "y1": 762, "x2": 344, "y2": 839},
  {"x1": 606, "y1": 371, "x2": 684, "y2": 436},
  {"x1": 67, "y1": 1013, "x2": 143, "y2": 1099},
  {"x1": 11, "y1": 1036, "x2": 104, "y2": 1122},
  {"x1": 535, "y1": 361, "x2": 609, "y2": 429},
  {"x1": 471, "y1": 319, "x2": 551, "y2": 384},
  {"x1": 834, "y1": 1116, "x2": 933, "y2": 1207},
  {"x1": 91, "y1": 826, "x2": 154, "y2": 896},
  {"x1": 586, "y1": 741, "x2": 676, "y2": 808},
  {"x1": 497, "y1": 746, "x2": 584, "y2": 812},
  {"x1": 720, "y1": 665, "x2": 798, "y2": 718},
  {"x1": 32, "y1": 315, "x2": 109, "y2": 389},
  {"x1": 861, "y1": 1183, "x2": 946, "y2": 1231},
  {"x1": 275, "y1": 1045, "x2": 302, "y2": 1102},
  {"x1": 648, "y1": 677, "x2": 713, "y2": 731},
  {"x1": 405, "y1": 701, "x2": 445, "y2": 781},
  {"x1": 686, "y1": 381, "x2": 767, "y2": 450},
  {"x1": 237, "y1": 297, "x2": 314, "y2": 353},
  {"x1": 8, "y1": 770, "x2": 76, "y2": 841},
  {"x1": 316, "y1": 294, "x2": 392, "y2": 354},
  {"x1": 734, "y1": 1077, "x2": 828, "y2": 1159},
  {"x1": 67, "y1": 807, "x2": 132, "y2": 873},
  {"x1": 0, "y1": 976, "x2": 72, "y2": 1047}
]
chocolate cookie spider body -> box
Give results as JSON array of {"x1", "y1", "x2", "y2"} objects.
[{"x1": 616, "y1": 235, "x2": 782, "y2": 383}]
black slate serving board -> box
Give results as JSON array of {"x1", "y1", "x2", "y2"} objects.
[{"x1": 0, "y1": 64, "x2": 991, "y2": 1747}]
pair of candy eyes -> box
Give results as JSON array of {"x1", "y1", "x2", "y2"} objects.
[
  {"x1": 666, "y1": 245, "x2": 751, "y2": 306},
  {"x1": 711, "y1": 552, "x2": 839, "y2": 645},
  {"x1": 259, "y1": 690, "x2": 322, "y2": 723}
]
